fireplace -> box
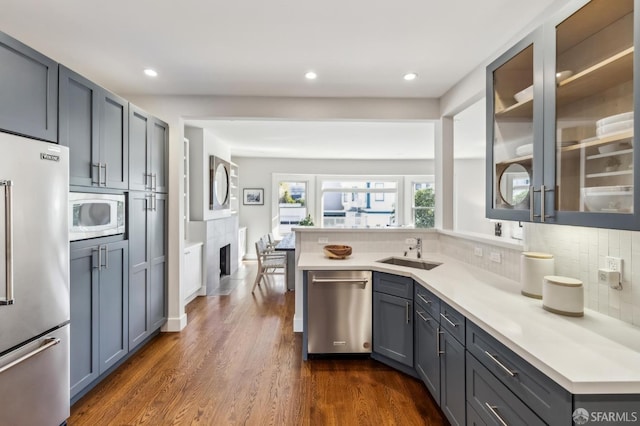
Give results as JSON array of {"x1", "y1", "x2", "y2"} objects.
[{"x1": 220, "y1": 244, "x2": 231, "y2": 277}]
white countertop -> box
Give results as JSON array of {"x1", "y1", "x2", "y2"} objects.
[{"x1": 298, "y1": 251, "x2": 640, "y2": 394}]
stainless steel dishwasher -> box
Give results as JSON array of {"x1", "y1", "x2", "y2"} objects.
[{"x1": 307, "y1": 270, "x2": 372, "y2": 354}]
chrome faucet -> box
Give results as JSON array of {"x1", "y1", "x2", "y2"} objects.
[{"x1": 404, "y1": 237, "x2": 422, "y2": 258}]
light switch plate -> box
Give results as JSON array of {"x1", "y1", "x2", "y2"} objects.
[
  {"x1": 490, "y1": 252, "x2": 502, "y2": 263},
  {"x1": 318, "y1": 237, "x2": 329, "y2": 244},
  {"x1": 474, "y1": 247, "x2": 483, "y2": 257},
  {"x1": 405, "y1": 238, "x2": 417, "y2": 245}
]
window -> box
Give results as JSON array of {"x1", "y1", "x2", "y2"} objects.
[
  {"x1": 278, "y1": 181, "x2": 307, "y2": 234},
  {"x1": 320, "y1": 179, "x2": 398, "y2": 228},
  {"x1": 412, "y1": 180, "x2": 435, "y2": 228}
]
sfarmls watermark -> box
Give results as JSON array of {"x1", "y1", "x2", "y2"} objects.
[{"x1": 573, "y1": 408, "x2": 639, "y2": 424}]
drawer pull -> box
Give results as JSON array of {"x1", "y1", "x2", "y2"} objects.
[
  {"x1": 416, "y1": 310, "x2": 430, "y2": 322},
  {"x1": 484, "y1": 351, "x2": 517, "y2": 377},
  {"x1": 440, "y1": 312, "x2": 458, "y2": 328},
  {"x1": 485, "y1": 403, "x2": 509, "y2": 426},
  {"x1": 417, "y1": 294, "x2": 432, "y2": 305}
]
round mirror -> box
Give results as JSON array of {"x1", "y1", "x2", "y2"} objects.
[
  {"x1": 499, "y1": 164, "x2": 530, "y2": 207},
  {"x1": 214, "y1": 163, "x2": 229, "y2": 205}
]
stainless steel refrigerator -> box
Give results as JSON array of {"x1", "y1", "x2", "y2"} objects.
[{"x1": 0, "y1": 132, "x2": 70, "y2": 425}]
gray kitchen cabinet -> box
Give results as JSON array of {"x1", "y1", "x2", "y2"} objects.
[
  {"x1": 487, "y1": 0, "x2": 640, "y2": 230},
  {"x1": 128, "y1": 191, "x2": 167, "y2": 350},
  {"x1": 373, "y1": 272, "x2": 413, "y2": 368},
  {"x1": 0, "y1": 31, "x2": 58, "y2": 142},
  {"x1": 59, "y1": 65, "x2": 129, "y2": 189},
  {"x1": 70, "y1": 239, "x2": 129, "y2": 399},
  {"x1": 467, "y1": 352, "x2": 546, "y2": 426},
  {"x1": 414, "y1": 304, "x2": 440, "y2": 398},
  {"x1": 129, "y1": 105, "x2": 168, "y2": 193},
  {"x1": 466, "y1": 321, "x2": 572, "y2": 425},
  {"x1": 466, "y1": 403, "x2": 487, "y2": 426},
  {"x1": 440, "y1": 330, "x2": 465, "y2": 426},
  {"x1": 414, "y1": 289, "x2": 466, "y2": 426}
]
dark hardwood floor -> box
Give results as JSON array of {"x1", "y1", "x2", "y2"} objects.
[{"x1": 69, "y1": 262, "x2": 446, "y2": 425}]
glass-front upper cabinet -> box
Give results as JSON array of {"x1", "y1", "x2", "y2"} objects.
[
  {"x1": 486, "y1": 30, "x2": 544, "y2": 222},
  {"x1": 547, "y1": 0, "x2": 637, "y2": 229},
  {"x1": 487, "y1": 0, "x2": 638, "y2": 229}
]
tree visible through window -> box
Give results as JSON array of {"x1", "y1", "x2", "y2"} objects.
[{"x1": 414, "y1": 183, "x2": 435, "y2": 228}]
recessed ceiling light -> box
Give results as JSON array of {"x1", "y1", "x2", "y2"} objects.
[
  {"x1": 404, "y1": 72, "x2": 418, "y2": 81},
  {"x1": 144, "y1": 68, "x2": 158, "y2": 77},
  {"x1": 305, "y1": 71, "x2": 317, "y2": 80}
]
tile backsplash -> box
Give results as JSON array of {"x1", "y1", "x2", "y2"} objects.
[
  {"x1": 524, "y1": 223, "x2": 640, "y2": 327},
  {"x1": 438, "y1": 234, "x2": 522, "y2": 282}
]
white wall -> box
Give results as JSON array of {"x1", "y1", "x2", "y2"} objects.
[
  {"x1": 453, "y1": 158, "x2": 493, "y2": 235},
  {"x1": 233, "y1": 156, "x2": 434, "y2": 258},
  {"x1": 184, "y1": 126, "x2": 232, "y2": 222}
]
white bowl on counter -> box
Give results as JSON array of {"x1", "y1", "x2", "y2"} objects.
[{"x1": 582, "y1": 185, "x2": 633, "y2": 212}]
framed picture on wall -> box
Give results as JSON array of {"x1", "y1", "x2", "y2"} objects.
[{"x1": 243, "y1": 188, "x2": 264, "y2": 205}]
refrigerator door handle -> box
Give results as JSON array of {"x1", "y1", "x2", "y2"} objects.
[
  {"x1": 0, "y1": 337, "x2": 60, "y2": 375},
  {"x1": 1, "y1": 180, "x2": 14, "y2": 306}
]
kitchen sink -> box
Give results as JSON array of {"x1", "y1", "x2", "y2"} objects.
[{"x1": 376, "y1": 257, "x2": 441, "y2": 270}]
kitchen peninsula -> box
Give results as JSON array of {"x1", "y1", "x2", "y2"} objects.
[{"x1": 295, "y1": 227, "x2": 640, "y2": 424}]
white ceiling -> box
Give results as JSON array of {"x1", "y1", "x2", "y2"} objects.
[
  {"x1": 186, "y1": 119, "x2": 435, "y2": 159},
  {"x1": 1, "y1": 0, "x2": 558, "y2": 158}
]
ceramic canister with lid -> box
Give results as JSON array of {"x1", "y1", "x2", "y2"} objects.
[
  {"x1": 542, "y1": 275, "x2": 584, "y2": 317},
  {"x1": 520, "y1": 252, "x2": 554, "y2": 299}
]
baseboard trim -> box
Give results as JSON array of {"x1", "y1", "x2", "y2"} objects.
[
  {"x1": 293, "y1": 316, "x2": 303, "y2": 333},
  {"x1": 162, "y1": 314, "x2": 187, "y2": 332}
]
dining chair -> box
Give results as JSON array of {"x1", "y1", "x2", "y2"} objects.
[{"x1": 252, "y1": 238, "x2": 287, "y2": 292}]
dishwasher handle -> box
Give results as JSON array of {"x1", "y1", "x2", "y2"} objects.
[{"x1": 311, "y1": 278, "x2": 370, "y2": 284}]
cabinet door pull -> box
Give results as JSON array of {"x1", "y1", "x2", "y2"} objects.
[
  {"x1": 152, "y1": 173, "x2": 157, "y2": 192},
  {"x1": 540, "y1": 185, "x2": 554, "y2": 222},
  {"x1": 484, "y1": 403, "x2": 509, "y2": 426},
  {"x1": 484, "y1": 351, "x2": 517, "y2": 377},
  {"x1": 437, "y1": 328, "x2": 444, "y2": 355},
  {"x1": 1, "y1": 180, "x2": 14, "y2": 305},
  {"x1": 416, "y1": 310, "x2": 430, "y2": 322},
  {"x1": 417, "y1": 294, "x2": 431, "y2": 305},
  {"x1": 101, "y1": 163, "x2": 108, "y2": 187},
  {"x1": 101, "y1": 245, "x2": 108, "y2": 270},
  {"x1": 406, "y1": 301, "x2": 410, "y2": 324},
  {"x1": 92, "y1": 163, "x2": 101, "y2": 186},
  {"x1": 96, "y1": 246, "x2": 102, "y2": 271},
  {"x1": 440, "y1": 312, "x2": 458, "y2": 327},
  {"x1": 529, "y1": 185, "x2": 535, "y2": 221}
]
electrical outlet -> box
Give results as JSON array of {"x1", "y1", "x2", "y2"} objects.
[
  {"x1": 405, "y1": 238, "x2": 417, "y2": 245},
  {"x1": 318, "y1": 237, "x2": 329, "y2": 244},
  {"x1": 606, "y1": 256, "x2": 622, "y2": 272},
  {"x1": 474, "y1": 247, "x2": 483, "y2": 257},
  {"x1": 490, "y1": 252, "x2": 502, "y2": 263}
]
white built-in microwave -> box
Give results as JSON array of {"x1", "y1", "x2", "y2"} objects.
[{"x1": 69, "y1": 192, "x2": 125, "y2": 241}]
